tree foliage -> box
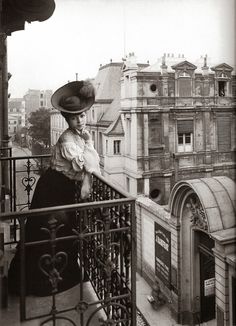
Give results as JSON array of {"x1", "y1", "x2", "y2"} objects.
[{"x1": 28, "y1": 108, "x2": 51, "y2": 146}]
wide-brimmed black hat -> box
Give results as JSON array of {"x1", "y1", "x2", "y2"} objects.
[{"x1": 51, "y1": 80, "x2": 95, "y2": 114}]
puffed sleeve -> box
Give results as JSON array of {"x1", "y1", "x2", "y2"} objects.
[
  {"x1": 60, "y1": 141, "x2": 84, "y2": 171},
  {"x1": 83, "y1": 143, "x2": 101, "y2": 174}
]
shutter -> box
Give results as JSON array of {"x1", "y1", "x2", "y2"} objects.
[
  {"x1": 179, "y1": 78, "x2": 191, "y2": 97},
  {"x1": 148, "y1": 114, "x2": 162, "y2": 146},
  {"x1": 177, "y1": 120, "x2": 193, "y2": 133},
  {"x1": 217, "y1": 116, "x2": 231, "y2": 151}
]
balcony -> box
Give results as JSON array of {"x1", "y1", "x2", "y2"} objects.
[{"x1": 0, "y1": 151, "x2": 138, "y2": 325}]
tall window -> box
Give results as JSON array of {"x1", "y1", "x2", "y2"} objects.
[
  {"x1": 106, "y1": 140, "x2": 108, "y2": 154},
  {"x1": 178, "y1": 133, "x2": 193, "y2": 152},
  {"x1": 98, "y1": 132, "x2": 103, "y2": 155},
  {"x1": 113, "y1": 140, "x2": 121, "y2": 155},
  {"x1": 177, "y1": 120, "x2": 193, "y2": 152},
  {"x1": 217, "y1": 116, "x2": 231, "y2": 151},
  {"x1": 218, "y1": 81, "x2": 227, "y2": 96},
  {"x1": 126, "y1": 118, "x2": 131, "y2": 154},
  {"x1": 178, "y1": 72, "x2": 192, "y2": 97},
  {"x1": 126, "y1": 177, "x2": 130, "y2": 193}
]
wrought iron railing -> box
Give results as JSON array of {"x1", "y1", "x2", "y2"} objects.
[
  {"x1": 0, "y1": 154, "x2": 137, "y2": 325},
  {"x1": 0, "y1": 146, "x2": 12, "y2": 158},
  {"x1": 0, "y1": 154, "x2": 51, "y2": 213}
]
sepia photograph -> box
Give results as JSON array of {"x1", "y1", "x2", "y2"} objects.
[{"x1": 0, "y1": 0, "x2": 235, "y2": 325}]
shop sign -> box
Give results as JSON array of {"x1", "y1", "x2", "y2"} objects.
[
  {"x1": 155, "y1": 222, "x2": 171, "y2": 287},
  {"x1": 204, "y1": 277, "x2": 215, "y2": 296}
]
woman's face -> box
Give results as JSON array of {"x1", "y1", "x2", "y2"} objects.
[{"x1": 67, "y1": 112, "x2": 87, "y2": 131}]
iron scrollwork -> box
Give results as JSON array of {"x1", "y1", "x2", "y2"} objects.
[{"x1": 39, "y1": 217, "x2": 68, "y2": 294}]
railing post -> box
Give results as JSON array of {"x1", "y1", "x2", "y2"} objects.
[
  {"x1": 0, "y1": 226, "x2": 8, "y2": 308},
  {"x1": 131, "y1": 200, "x2": 137, "y2": 326},
  {"x1": 19, "y1": 218, "x2": 26, "y2": 321}
]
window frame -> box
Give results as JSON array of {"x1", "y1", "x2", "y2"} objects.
[
  {"x1": 177, "y1": 132, "x2": 193, "y2": 153},
  {"x1": 113, "y1": 140, "x2": 121, "y2": 155}
]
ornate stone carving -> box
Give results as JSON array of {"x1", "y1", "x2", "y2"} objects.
[{"x1": 186, "y1": 195, "x2": 208, "y2": 230}]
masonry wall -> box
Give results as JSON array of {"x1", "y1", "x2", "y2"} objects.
[{"x1": 135, "y1": 196, "x2": 170, "y2": 284}]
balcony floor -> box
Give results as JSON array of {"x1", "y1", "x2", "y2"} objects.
[{"x1": 1, "y1": 282, "x2": 106, "y2": 325}]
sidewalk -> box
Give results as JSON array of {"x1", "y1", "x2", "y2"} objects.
[
  {"x1": 136, "y1": 273, "x2": 179, "y2": 326},
  {"x1": 12, "y1": 144, "x2": 32, "y2": 157},
  {"x1": 136, "y1": 274, "x2": 216, "y2": 326}
]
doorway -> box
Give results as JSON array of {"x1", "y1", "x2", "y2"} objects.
[{"x1": 198, "y1": 232, "x2": 215, "y2": 323}]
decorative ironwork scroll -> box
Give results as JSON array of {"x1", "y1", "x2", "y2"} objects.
[{"x1": 1, "y1": 154, "x2": 136, "y2": 325}]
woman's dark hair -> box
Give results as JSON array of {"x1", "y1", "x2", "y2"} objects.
[{"x1": 61, "y1": 111, "x2": 76, "y2": 122}]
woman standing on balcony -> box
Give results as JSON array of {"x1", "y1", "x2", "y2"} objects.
[{"x1": 8, "y1": 80, "x2": 100, "y2": 296}]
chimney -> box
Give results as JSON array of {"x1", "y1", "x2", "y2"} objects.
[
  {"x1": 161, "y1": 54, "x2": 167, "y2": 75},
  {"x1": 202, "y1": 54, "x2": 209, "y2": 75}
]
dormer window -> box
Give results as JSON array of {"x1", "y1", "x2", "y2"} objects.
[
  {"x1": 178, "y1": 72, "x2": 192, "y2": 97},
  {"x1": 171, "y1": 61, "x2": 197, "y2": 98},
  {"x1": 210, "y1": 63, "x2": 233, "y2": 97},
  {"x1": 218, "y1": 81, "x2": 226, "y2": 97}
]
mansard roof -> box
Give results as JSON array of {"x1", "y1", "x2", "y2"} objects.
[
  {"x1": 104, "y1": 115, "x2": 124, "y2": 136},
  {"x1": 94, "y1": 62, "x2": 122, "y2": 101},
  {"x1": 142, "y1": 55, "x2": 235, "y2": 75},
  {"x1": 98, "y1": 95, "x2": 121, "y2": 123}
]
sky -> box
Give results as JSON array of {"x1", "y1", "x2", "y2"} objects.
[{"x1": 7, "y1": 0, "x2": 235, "y2": 98}]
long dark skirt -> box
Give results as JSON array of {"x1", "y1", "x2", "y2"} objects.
[{"x1": 8, "y1": 168, "x2": 82, "y2": 297}]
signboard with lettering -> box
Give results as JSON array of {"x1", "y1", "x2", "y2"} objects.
[
  {"x1": 155, "y1": 222, "x2": 171, "y2": 287},
  {"x1": 204, "y1": 278, "x2": 215, "y2": 296}
]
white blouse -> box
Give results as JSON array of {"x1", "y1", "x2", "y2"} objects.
[{"x1": 50, "y1": 128, "x2": 100, "y2": 181}]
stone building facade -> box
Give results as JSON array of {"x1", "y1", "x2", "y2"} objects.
[
  {"x1": 8, "y1": 98, "x2": 25, "y2": 139},
  {"x1": 24, "y1": 89, "x2": 53, "y2": 117},
  {"x1": 86, "y1": 59, "x2": 148, "y2": 189},
  {"x1": 119, "y1": 54, "x2": 236, "y2": 204},
  {"x1": 136, "y1": 176, "x2": 235, "y2": 326}
]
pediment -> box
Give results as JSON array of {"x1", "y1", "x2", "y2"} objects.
[
  {"x1": 171, "y1": 60, "x2": 197, "y2": 71},
  {"x1": 210, "y1": 63, "x2": 233, "y2": 72}
]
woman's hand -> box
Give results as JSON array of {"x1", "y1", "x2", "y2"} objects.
[{"x1": 78, "y1": 129, "x2": 92, "y2": 142}]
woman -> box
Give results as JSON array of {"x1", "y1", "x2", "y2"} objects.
[{"x1": 8, "y1": 80, "x2": 100, "y2": 296}]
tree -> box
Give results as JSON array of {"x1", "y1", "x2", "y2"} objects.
[{"x1": 28, "y1": 108, "x2": 51, "y2": 146}]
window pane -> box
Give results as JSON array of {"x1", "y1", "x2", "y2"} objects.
[
  {"x1": 178, "y1": 134, "x2": 184, "y2": 144},
  {"x1": 114, "y1": 140, "x2": 121, "y2": 154},
  {"x1": 185, "y1": 144, "x2": 192, "y2": 152},
  {"x1": 185, "y1": 133, "x2": 191, "y2": 144}
]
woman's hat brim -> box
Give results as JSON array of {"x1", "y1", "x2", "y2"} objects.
[{"x1": 51, "y1": 81, "x2": 95, "y2": 114}]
